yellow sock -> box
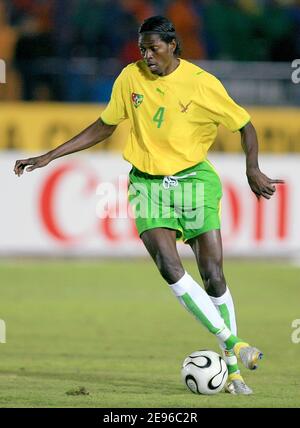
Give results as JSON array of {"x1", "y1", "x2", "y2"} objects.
[
  {"x1": 233, "y1": 341, "x2": 249, "y2": 357},
  {"x1": 228, "y1": 372, "x2": 244, "y2": 382}
]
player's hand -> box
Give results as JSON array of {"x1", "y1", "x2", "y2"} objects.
[
  {"x1": 246, "y1": 167, "x2": 284, "y2": 200},
  {"x1": 14, "y1": 154, "x2": 51, "y2": 177}
]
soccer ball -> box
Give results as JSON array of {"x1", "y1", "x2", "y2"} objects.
[{"x1": 181, "y1": 350, "x2": 228, "y2": 395}]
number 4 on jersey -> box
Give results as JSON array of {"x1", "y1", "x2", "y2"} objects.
[{"x1": 153, "y1": 107, "x2": 165, "y2": 128}]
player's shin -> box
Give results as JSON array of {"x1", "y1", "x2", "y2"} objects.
[
  {"x1": 169, "y1": 272, "x2": 243, "y2": 346},
  {"x1": 209, "y1": 288, "x2": 240, "y2": 374}
]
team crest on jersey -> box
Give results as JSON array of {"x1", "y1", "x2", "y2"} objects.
[{"x1": 132, "y1": 93, "x2": 144, "y2": 108}]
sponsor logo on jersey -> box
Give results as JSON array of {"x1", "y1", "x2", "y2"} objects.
[{"x1": 156, "y1": 88, "x2": 165, "y2": 95}]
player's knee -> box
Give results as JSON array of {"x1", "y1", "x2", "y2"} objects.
[
  {"x1": 161, "y1": 266, "x2": 184, "y2": 284},
  {"x1": 202, "y1": 268, "x2": 226, "y2": 297},
  {"x1": 155, "y1": 253, "x2": 184, "y2": 284}
]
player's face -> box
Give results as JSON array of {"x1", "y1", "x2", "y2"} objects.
[{"x1": 138, "y1": 33, "x2": 177, "y2": 76}]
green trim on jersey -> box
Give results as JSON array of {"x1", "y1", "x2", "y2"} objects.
[{"x1": 128, "y1": 160, "x2": 222, "y2": 242}]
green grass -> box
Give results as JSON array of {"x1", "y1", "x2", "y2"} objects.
[{"x1": 0, "y1": 260, "x2": 299, "y2": 408}]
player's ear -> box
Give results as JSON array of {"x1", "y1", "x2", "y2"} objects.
[{"x1": 169, "y1": 39, "x2": 176, "y2": 55}]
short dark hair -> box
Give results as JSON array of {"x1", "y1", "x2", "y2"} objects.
[{"x1": 138, "y1": 16, "x2": 181, "y2": 56}]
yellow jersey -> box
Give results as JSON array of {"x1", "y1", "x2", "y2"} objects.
[{"x1": 100, "y1": 59, "x2": 250, "y2": 175}]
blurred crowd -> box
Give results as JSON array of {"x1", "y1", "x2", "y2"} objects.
[{"x1": 1, "y1": 0, "x2": 300, "y2": 101}]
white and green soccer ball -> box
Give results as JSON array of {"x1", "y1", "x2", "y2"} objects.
[{"x1": 181, "y1": 350, "x2": 228, "y2": 395}]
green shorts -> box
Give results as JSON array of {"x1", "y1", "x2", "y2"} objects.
[{"x1": 128, "y1": 160, "x2": 222, "y2": 242}]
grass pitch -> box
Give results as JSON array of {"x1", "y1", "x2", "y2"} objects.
[{"x1": 0, "y1": 259, "x2": 299, "y2": 408}]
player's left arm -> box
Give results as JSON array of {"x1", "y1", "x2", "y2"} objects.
[{"x1": 239, "y1": 121, "x2": 284, "y2": 199}]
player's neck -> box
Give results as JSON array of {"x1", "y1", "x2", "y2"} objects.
[{"x1": 160, "y1": 58, "x2": 180, "y2": 77}]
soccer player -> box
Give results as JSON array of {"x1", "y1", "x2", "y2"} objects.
[{"x1": 14, "y1": 16, "x2": 283, "y2": 395}]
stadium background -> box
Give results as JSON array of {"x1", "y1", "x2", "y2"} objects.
[{"x1": 0, "y1": 0, "x2": 299, "y2": 408}]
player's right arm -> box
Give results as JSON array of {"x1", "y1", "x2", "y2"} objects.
[{"x1": 14, "y1": 118, "x2": 116, "y2": 176}]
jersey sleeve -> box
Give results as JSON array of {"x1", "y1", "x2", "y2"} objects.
[
  {"x1": 196, "y1": 73, "x2": 250, "y2": 132},
  {"x1": 100, "y1": 69, "x2": 128, "y2": 125}
]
